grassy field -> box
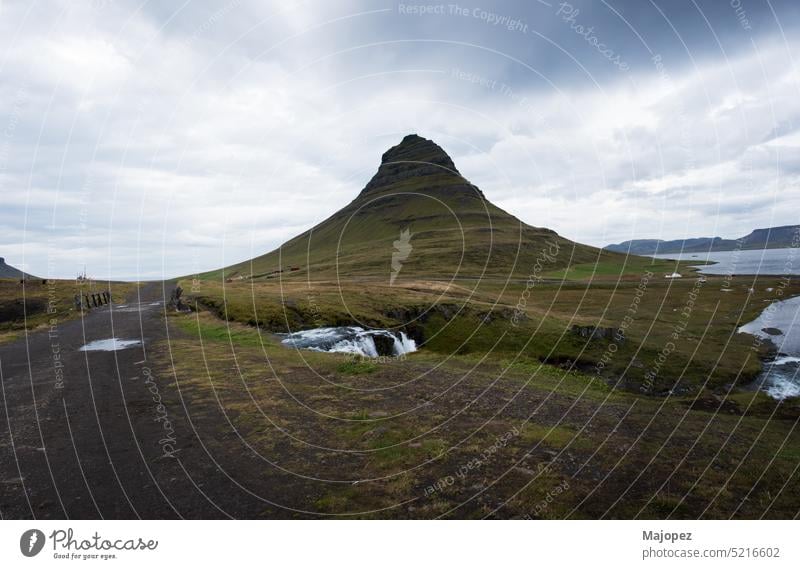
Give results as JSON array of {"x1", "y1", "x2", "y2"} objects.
[
  {"x1": 150, "y1": 308, "x2": 800, "y2": 518},
  {"x1": 155, "y1": 136, "x2": 800, "y2": 517},
  {"x1": 180, "y1": 262, "x2": 799, "y2": 395},
  {"x1": 0, "y1": 278, "x2": 136, "y2": 344}
]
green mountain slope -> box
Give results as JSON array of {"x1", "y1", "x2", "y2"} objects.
[{"x1": 204, "y1": 134, "x2": 621, "y2": 283}]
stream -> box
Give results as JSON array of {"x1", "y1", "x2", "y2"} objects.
[
  {"x1": 738, "y1": 295, "x2": 800, "y2": 399},
  {"x1": 280, "y1": 326, "x2": 417, "y2": 358}
]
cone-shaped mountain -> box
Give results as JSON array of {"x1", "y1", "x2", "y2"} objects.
[{"x1": 216, "y1": 134, "x2": 606, "y2": 282}]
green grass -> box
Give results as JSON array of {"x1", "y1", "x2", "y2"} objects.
[
  {"x1": 171, "y1": 311, "x2": 271, "y2": 348},
  {"x1": 180, "y1": 271, "x2": 800, "y2": 395},
  {"x1": 150, "y1": 137, "x2": 800, "y2": 518},
  {"x1": 0, "y1": 278, "x2": 136, "y2": 344},
  {"x1": 519, "y1": 423, "x2": 580, "y2": 447},
  {"x1": 337, "y1": 360, "x2": 379, "y2": 374},
  {"x1": 154, "y1": 302, "x2": 800, "y2": 519},
  {"x1": 543, "y1": 257, "x2": 696, "y2": 280}
]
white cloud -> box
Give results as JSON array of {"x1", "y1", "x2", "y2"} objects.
[{"x1": 0, "y1": 0, "x2": 798, "y2": 278}]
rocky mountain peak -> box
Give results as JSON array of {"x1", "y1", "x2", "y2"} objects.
[
  {"x1": 360, "y1": 134, "x2": 465, "y2": 196},
  {"x1": 0, "y1": 257, "x2": 35, "y2": 279},
  {"x1": 379, "y1": 134, "x2": 458, "y2": 172}
]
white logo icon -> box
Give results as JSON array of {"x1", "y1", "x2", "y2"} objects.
[{"x1": 390, "y1": 227, "x2": 413, "y2": 286}]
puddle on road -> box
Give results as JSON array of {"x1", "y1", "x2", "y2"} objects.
[
  {"x1": 79, "y1": 338, "x2": 142, "y2": 352},
  {"x1": 112, "y1": 301, "x2": 162, "y2": 313}
]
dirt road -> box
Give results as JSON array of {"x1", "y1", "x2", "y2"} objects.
[{"x1": 0, "y1": 282, "x2": 228, "y2": 519}]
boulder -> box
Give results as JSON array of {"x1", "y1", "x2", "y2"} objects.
[
  {"x1": 570, "y1": 324, "x2": 623, "y2": 343},
  {"x1": 371, "y1": 333, "x2": 396, "y2": 357}
]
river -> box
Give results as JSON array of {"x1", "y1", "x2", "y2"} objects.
[{"x1": 738, "y1": 295, "x2": 800, "y2": 399}]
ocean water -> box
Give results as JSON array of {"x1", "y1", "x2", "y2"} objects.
[{"x1": 653, "y1": 247, "x2": 800, "y2": 275}]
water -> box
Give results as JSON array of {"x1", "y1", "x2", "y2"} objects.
[
  {"x1": 653, "y1": 247, "x2": 800, "y2": 275},
  {"x1": 280, "y1": 326, "x2": 417, "y2": 358},
  {"x1": 737, "y1": 295, "x2": 800, "y2": 399},
  {"x1": 79, "y1": 338, "x2": 142, "y2": 352},
  {"x1": 112, "y1": 301, "x2": 162, "y2": 313}
]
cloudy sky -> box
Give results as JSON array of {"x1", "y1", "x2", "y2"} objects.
[{"x1": 1, "y1": 0, "x2": 799, "y2": 279}]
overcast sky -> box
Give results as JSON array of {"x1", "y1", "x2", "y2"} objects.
[{"x1": 1, "y1": 0, "x2": 799, "y2": 279}]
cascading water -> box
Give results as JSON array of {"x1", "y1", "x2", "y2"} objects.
[
  {"x1": 738, "y1": 295, "x2": 800, "y2": 399},
  {"x1": 280, "y1": 326, "x2": 417, "y2": 358}
]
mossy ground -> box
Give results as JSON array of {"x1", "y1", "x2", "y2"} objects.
[
  {"x1": 0, "y1": 278, "x2": 137, "y2": 344},
  {"x1": 155, "y1": 274, "x2": 800, "y2": 518},
  {"x1": 181, "y1": 263, "x2": 799, "y2": 394}
]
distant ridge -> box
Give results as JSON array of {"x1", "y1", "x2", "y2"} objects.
[
  {"x1": 605, "y1": 225, "x2": 800, "y2": 255},
  {"x1": 0, "y1": 257, "x2": 37, "y2": 280}
]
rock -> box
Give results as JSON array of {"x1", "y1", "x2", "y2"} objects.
[
  {"x1": 168, "y1": 285, "x2": 190, "y2": 312},
  {"x1": 761, "y1": 327, "x2": 783, "y2": 336},
  {"x1": 569, "y1": 324, "x2": 623, "y2": 343},
  {"x1": 360, "y1": 134, "x2": 484, "y2": 200},
  {"x1": 372, "y1": 333, "x2": 396, "y2": 356}
]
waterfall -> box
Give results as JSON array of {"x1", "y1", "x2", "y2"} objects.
[
  {"x1": 738, "y1": 295, "x2": 800, "y2": 399},
  {"x1": 393, "y1": 332, "x2": 417, "y2": 355},
  {"x1": 281, "y1": 326, "x2": 417, "y2": 358}
]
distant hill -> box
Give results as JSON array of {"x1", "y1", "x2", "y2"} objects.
[
  {"x1": 605, "y1": 225, "x2": 800, "y2": 255},
  {"x1": 0, "y1": 257, "x2": 37, "y2": 280},
  {"x1": 205, "y1": 134, "x2": 620, "y2": 282}
]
